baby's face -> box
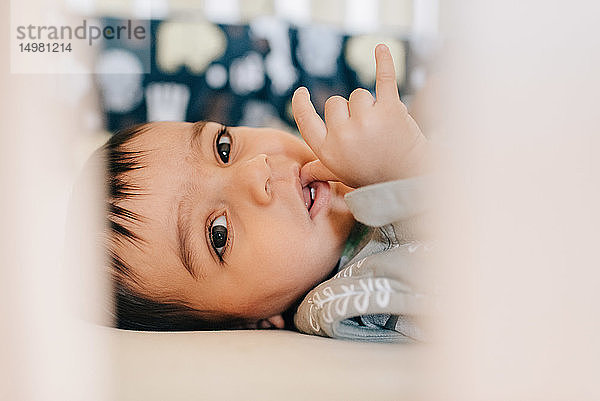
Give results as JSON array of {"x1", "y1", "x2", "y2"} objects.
[{"x1": 117, "y1": 121, "x2": 354, "y2": 321}]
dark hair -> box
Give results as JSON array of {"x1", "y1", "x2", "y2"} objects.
[{"x1": 104, "y1": 123, "x2": 250, "y2": 331}]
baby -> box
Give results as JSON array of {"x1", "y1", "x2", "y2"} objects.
[{"x1": 102, "y1": 44, "x2": 429, "y2": 332}]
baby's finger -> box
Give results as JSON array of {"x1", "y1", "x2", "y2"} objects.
[
  {"x1": 324, "y1": 95, "x2": 350, "y2": 127},
  {"x1": 300, "y1": 159, "x2": 339, "y2": 186},
  {"x1": 375, "y1": 44, "x2": 400, "y2": 103},
  {"x1": 348, "y1": 88, "x2": 375, "y2": 117},
  {"x1": 292, "y1": 87, "x2": 327, "y2": 153}
]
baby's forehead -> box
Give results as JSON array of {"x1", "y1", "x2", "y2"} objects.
[
  {"x1": 119, "y1": 123, "x2": 198, "y2": 177},
  {"x1": 128, "y1": 121, "x2": 194, "y2": 150},
  {"x1": 121, "y1": 122, "x2": 217, "y2": 209}
]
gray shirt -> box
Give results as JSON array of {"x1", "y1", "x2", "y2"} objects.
[{"x1": 293, "y1": 177, "x2": 433, "y2": 342}]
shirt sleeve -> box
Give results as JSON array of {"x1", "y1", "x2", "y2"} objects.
[{"x1": 344, "y1": 176, "x2": 430, "y2": 227}]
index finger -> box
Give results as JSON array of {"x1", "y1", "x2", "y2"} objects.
[
  {"x1": 292, "y1": 87, "x2": 327, "y2": 154},
  {"x1": 375, "y1": 44, "x2": 400, "y2": 103}
]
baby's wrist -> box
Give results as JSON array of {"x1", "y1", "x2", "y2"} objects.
[{"x1": 384, "y1": 136, "x2": 431, "y2": 182}]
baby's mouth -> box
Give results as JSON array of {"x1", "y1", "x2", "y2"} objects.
[
  {"x1": 301, "y1": 180, "x2": 331, "y2": 218},
  {"x1": 297, "y1": 164, "x2": 331, "y2": 219},
  {"x1": 302, "y1": 183, "x2": 316, "y2": 211}
]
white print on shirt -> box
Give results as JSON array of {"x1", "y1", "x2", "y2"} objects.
[{"x1": 307, "y1": 277, "x2": 393, "y2": 331}]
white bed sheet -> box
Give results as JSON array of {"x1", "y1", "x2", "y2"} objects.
[{"x1": 111, "y1": 328, "x2": 427, "y2": 401}]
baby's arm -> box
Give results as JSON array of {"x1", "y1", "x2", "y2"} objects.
[{"x1": 292, "y1": 44, "x2": 428, "y2": 189}]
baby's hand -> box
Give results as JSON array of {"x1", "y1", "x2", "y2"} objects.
[{"x1": 292, "y1": 44, "x2": 428, "y2": 188}]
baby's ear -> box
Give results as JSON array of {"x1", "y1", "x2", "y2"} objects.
[
  {"x1": 239, "y1": 315, "x2": 285, "y2": 329},
  {"x1": 264, "y1": 315, "x2": 285, "y2": 329}
]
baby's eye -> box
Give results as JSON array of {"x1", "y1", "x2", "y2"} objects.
[
  {"x1": 210, "y1": 215, "x2": 228, "y2": 257},
  {"x1": 216, "y1": 131, "x2": 231, "y2": 163}
]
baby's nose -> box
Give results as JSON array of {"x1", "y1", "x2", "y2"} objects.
[{"x1": 238, "y1": 154, "x2": 272, "y2": 205}]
